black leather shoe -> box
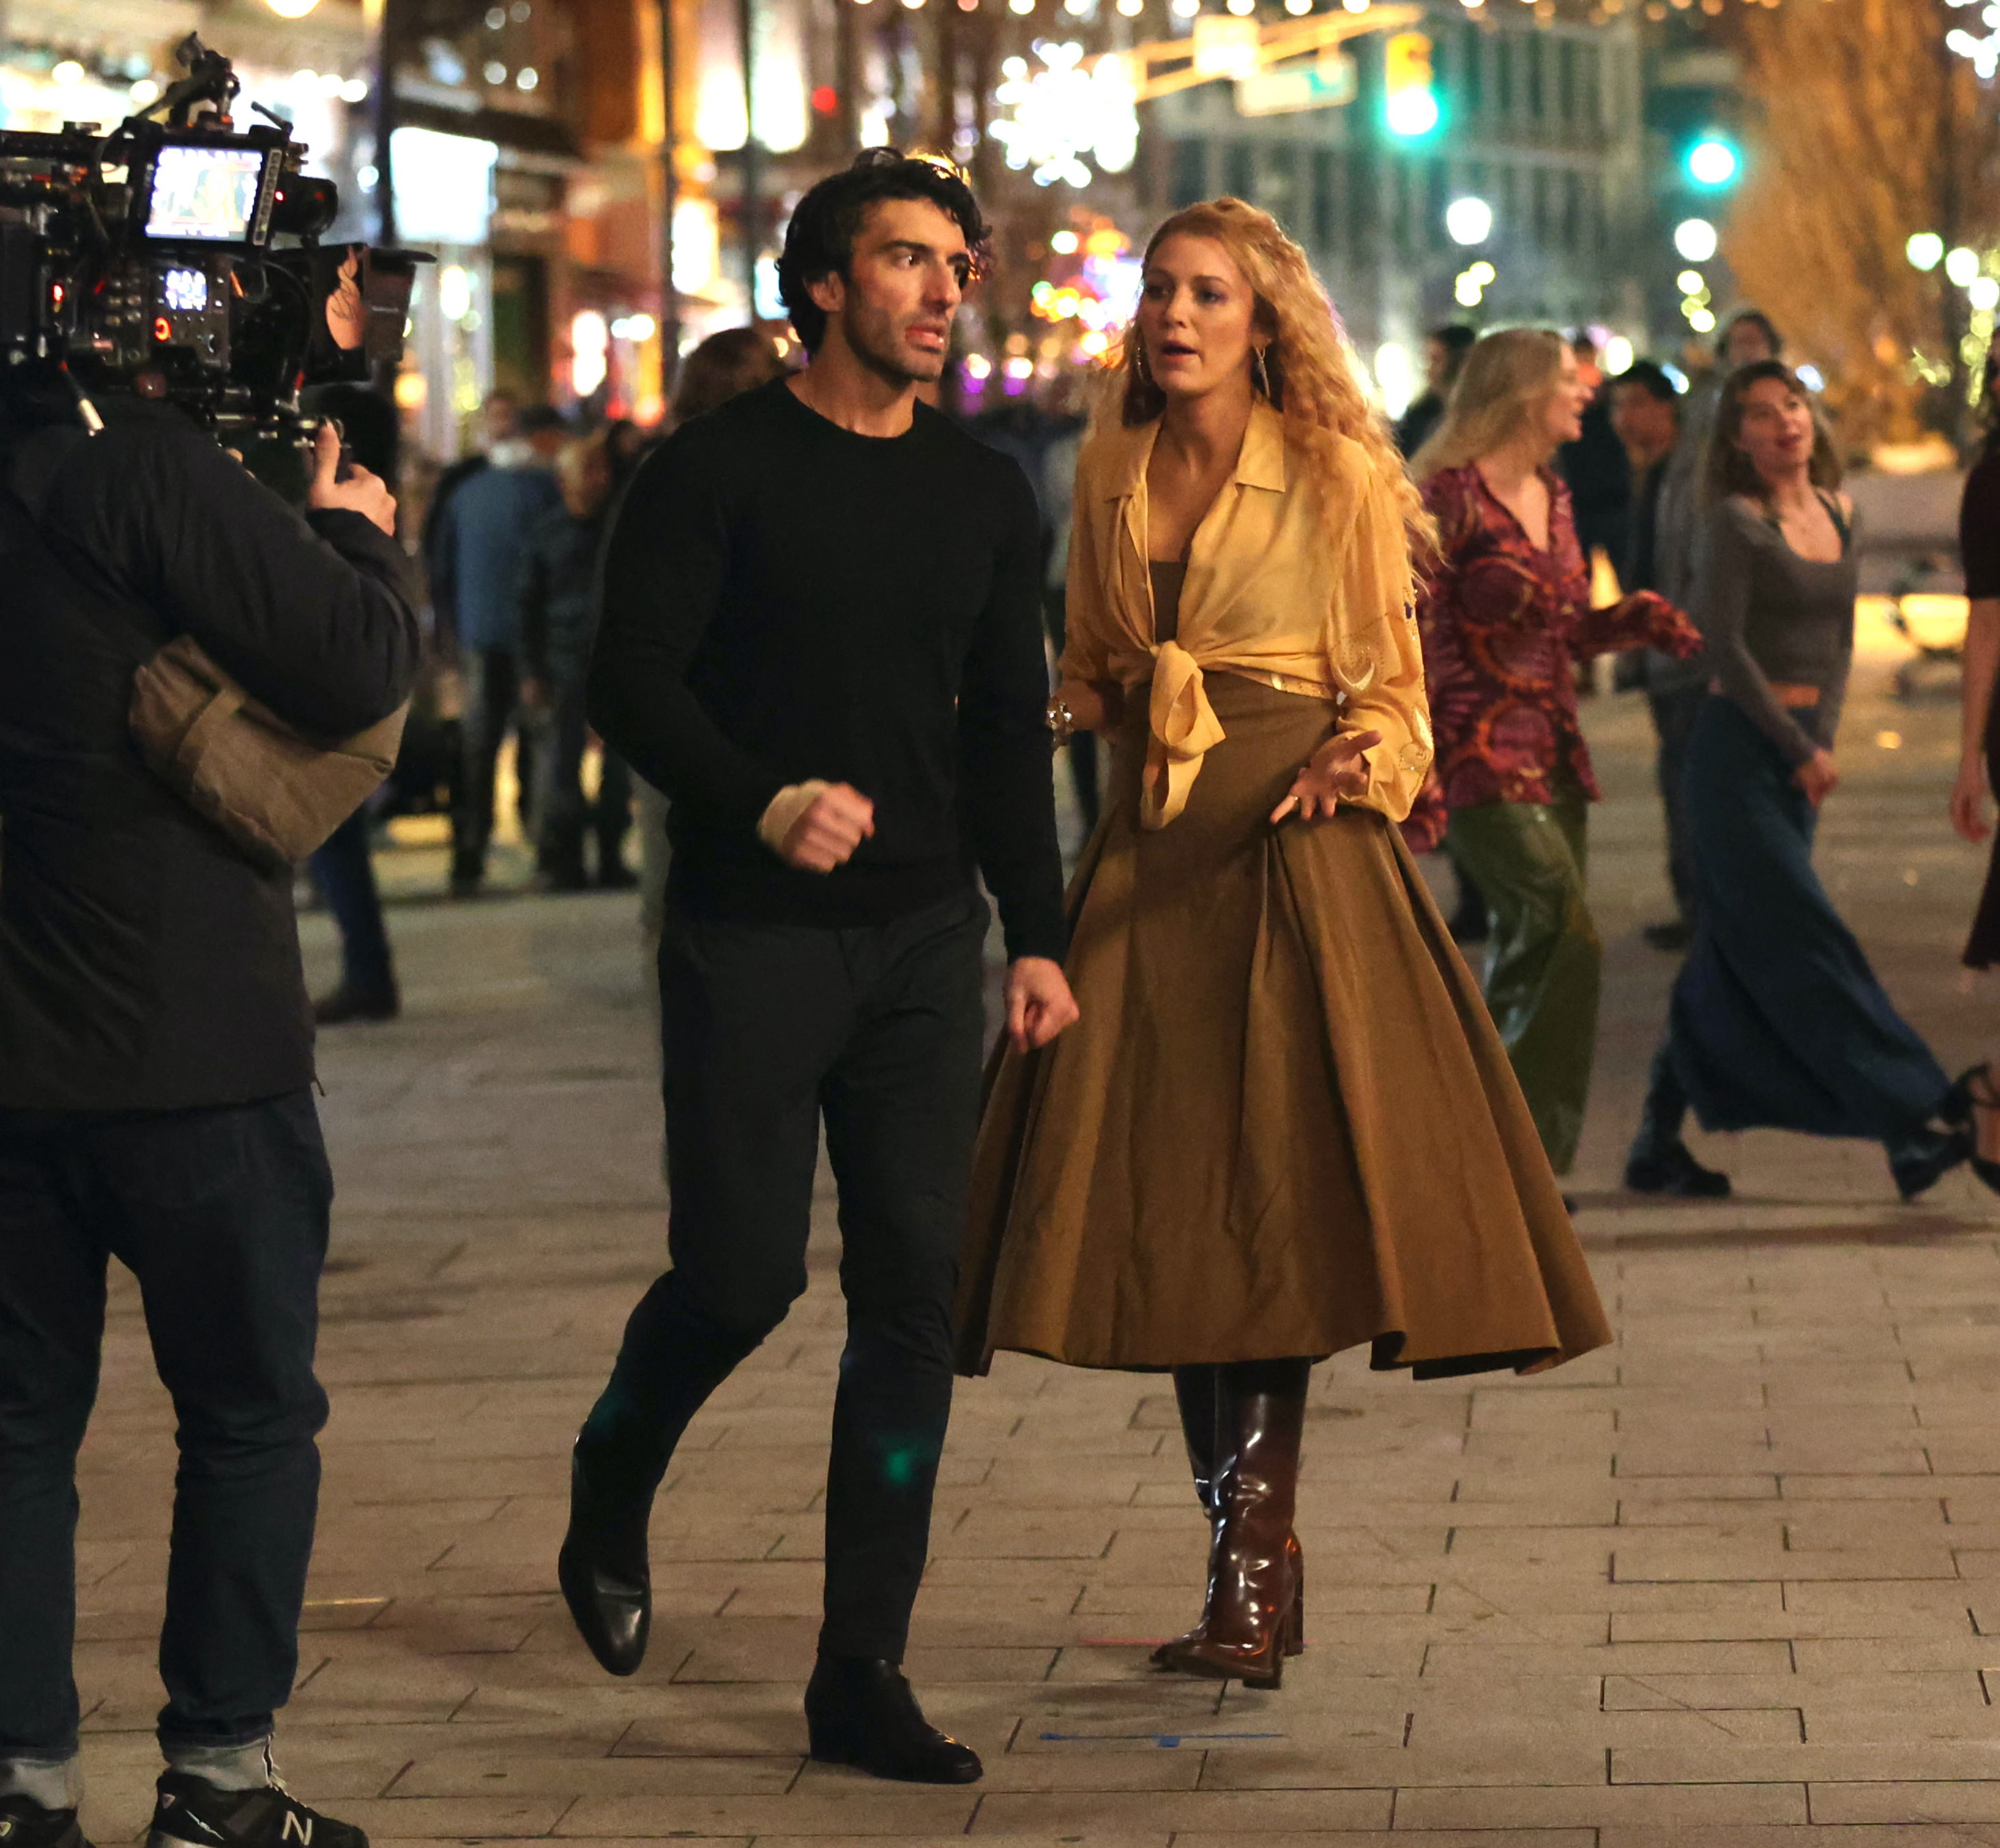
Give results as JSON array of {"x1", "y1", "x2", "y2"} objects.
[
  {"x1": 0, "y1": 1795, "x2": 94, "y2": 1848},
  {"x1": 1890, "y1": 1126, "x2": 1971, "y2": 1202},
  {"x1": 805, "y1": 1656, "x2": 982, "y2": 1784},
  {"x1": 557, "y1": 1449, "x2": 652, "y2": 1676},
  {"x1": 1625, "y1": 1140, "x2": 1731, "y2": 1198}
]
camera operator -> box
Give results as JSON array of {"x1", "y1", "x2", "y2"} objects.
[{"x1": 0, "y1": 381, "x2": 418, "y2": 1848}]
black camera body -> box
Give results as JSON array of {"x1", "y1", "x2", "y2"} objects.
[{"x1": 0, "y1": 34, "x2": 419, "y2": 437}]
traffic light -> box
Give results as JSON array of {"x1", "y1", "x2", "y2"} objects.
[
  {"x1": 1684, "y1": 134, "x2": 1741, "y2": 189},
  {"x1": 1383, "y1": 31, "x2": 1439, "y2": 139}
]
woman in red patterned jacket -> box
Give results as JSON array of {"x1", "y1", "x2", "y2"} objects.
[{"x1": 1408, "y1": 329, "x2": 1701, "y2": 1179}]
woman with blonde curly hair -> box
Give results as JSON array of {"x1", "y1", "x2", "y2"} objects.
[
  {"x1": 1408, "y1": 330, "x2": 1701, "y2": 1181},
  {"x1": 956, "y1": 201, "x2": 1612, "y2": 1689}
]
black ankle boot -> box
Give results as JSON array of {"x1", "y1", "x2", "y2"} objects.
[
  {"x1": 1888, "y1": 1125, "x2": 1971, "y2": 1201},
  {"x1": 804, "y1": 1656, "x2": 982, "y2": 1783},
  {"x1": 557, "y1": 1447, "x2": 654, "y2": 1676},
  {"x1": 1625, "y1": 1045, "x2": 1730, "y2": 1198}
]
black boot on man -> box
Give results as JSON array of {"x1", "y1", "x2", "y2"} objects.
[{"x1": 804, "y1": 1656, "x2": 981, "y2": 1784}]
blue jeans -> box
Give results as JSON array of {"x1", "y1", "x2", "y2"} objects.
[
  {"x1": 0, "y1": 1092, "x2": 332, "y2": 1760},
  {"x1": 310, "y1": 808, "x2": 393, "y2": 995}
]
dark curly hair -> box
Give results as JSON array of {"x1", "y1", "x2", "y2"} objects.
[{"x1": 776, "y1": 149, "x2": 989, "y2": 355}]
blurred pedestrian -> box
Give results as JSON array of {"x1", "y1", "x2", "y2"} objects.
[
  {"x1": 1626, "y1": 363, "x2": 1987, "y2": 1201},
  {"x1": 632, "y1": 329, "x2": 790, "y2": 967},
  {"x1": 1945, "y1": 344, "x2": 2000, "y2": 1180},
  {"x1": 1655, "y1": 310, "x2": 1782, "y2": 612},
  {"x1": 959, "y1": 202, "x2": 1610, "y2": 1697},
  {"x1": 1609, "y1": 359, "x2": 1702, "y2": 952},
  {"x1": 1395, "y1": 323, "x2": 1475, "y2": 459},
  {"x1": 1408, "y1": 330, "x2": 1701, "y2": 1180},
  {"x1": 305, "y1": 382, "x2": 406, "y2": 1023},
  {"x1": 1558, "y1": 332, "x2": 1632, "y2": 581},
  {"x1": 558, "y1": 152, "x2": 1075, "y2": 1785},
  {"x1": 519, "y1": 431, "x2": 633, "y2": 892},
  {"x1": 1394, "y1": 325, "x2": 1486, "y2": 942},
  {"x1": 434, "y1": 404, "x2": 566, "y2": 896},
  {"x1": 970, "y1": 383, "x2": 1096, "y2": 834}
]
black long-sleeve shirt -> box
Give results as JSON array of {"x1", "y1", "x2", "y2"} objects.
[
  {"x1": 590, "y1": 379, "x2": 1066, "y2": 962},
  {"x1": 0, "y1": 401, "x2": 419, "y2": 1109}
]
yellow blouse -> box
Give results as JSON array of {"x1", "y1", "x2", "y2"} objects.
[{"x1": 1058, "y1": 399, "x2": 1434, "y2": 829}]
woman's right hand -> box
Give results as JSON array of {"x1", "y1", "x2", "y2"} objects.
[
  {"x1": 1794, "y1": 748, "x2": 1840, "y2": 808},
  {"x1": 1056, "y1": 679, "x2": 1118, "y2": 735},
  {"x1": 1952, "y1": 750, "x2": 1993, "y2": 845}
]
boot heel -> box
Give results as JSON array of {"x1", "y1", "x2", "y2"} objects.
[{"x1": 1288, "y1": 1536, "x2": 1304, "y2": 1656}]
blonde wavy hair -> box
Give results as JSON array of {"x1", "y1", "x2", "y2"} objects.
[
  {"x1": 1409, "y1": 327, "x2": 1566, "y2": 483},
  {"x1": 1108, "y1": 197, "x2": 1429, "y2": 554}
]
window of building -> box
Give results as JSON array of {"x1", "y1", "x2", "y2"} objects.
[
  {"x1": 1225, "y1": 140, "x2": 1254, "y2": 202},
  {"x1": 1557, "y1": 39, "x2": 1575, "y2": 128},
  {"x1": 1458, "y1": 22, "x2": 1485, "y2": 117},
  {"x1": 1579, "y1": 42, "x2": 1601, "y2": 128},
  {"x1": 1527, "y1": 34, "x2": 1546, "y2": 122},
  {"x1": 1495, "y1": 35, "x2": 1514, "y2": 119},
  {"x1": 1171, "y1": 137, "x2": 1206, "y2": 209},
  {"x1": 1312, "y1": 146, "x2": 1339, "y2": 250}
]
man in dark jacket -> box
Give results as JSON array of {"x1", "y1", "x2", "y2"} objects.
[
  {"x1": 432, "y1": 405, "x2": 566, "y2": 895},
  {"x1": 517, "y1": 430, "x2": 632, "y2": 890},
  {"x1": 0, "y1": 402, "x2": 417, "y2": 1848}
]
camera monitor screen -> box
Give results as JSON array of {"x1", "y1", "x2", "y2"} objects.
[{"x1": 145, "y1": 145, "x2": 269, "y2": 243}]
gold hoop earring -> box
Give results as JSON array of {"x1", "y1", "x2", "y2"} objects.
[{"x1": 1252, "y1": 345, "x2": 1272, "y2": 399}]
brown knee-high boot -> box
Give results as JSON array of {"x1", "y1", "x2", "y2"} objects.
[{"x1": 1152, "y1": 1358, "x2": 1310, "y2": 1688}]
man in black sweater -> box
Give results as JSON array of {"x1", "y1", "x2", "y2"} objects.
[
  {"x1": 0, "y1": 404, "x2": 417, "y2": 1848},
  {"x1": 559, "y1": 151, "x2": 1077, "y2": 1784}
]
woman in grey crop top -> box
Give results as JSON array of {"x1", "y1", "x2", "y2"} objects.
[
  {"x1": 1626, "y1": 361, "x2": 1994, "y2": 1205},
  {"x1": 1696, "y1": 488, "x2": 1855, "y2": 764}
]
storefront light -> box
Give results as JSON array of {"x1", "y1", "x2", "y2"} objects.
[
  {"x1": 52, "y1": 61, "x2": 85, "y2": 86},
  {"x1": 129, "y1": 78, "x2": 160, "y2": 106},
  {"x1": 439, "y1": 265, "x2": 475, "y2": 321},
  {"x1": 265, "y1": 0, "x2": 323, "y2": 17},
  {"x1": 572, "y1": 311, "x2": 610, "y2": 397}
]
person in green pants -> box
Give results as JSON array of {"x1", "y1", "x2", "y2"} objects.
[{"x1": 1406, "y1": 330, "x2": 1701, "y2": 1174}]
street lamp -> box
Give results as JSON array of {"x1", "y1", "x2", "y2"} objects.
[
  {"x1": 1673, "y1": 217, "x2": 1717, "y2": 263},
  {"x1": 1445, "y1": 196, "x2": 1492, "y2": 246},
  {"x1": 1946, "y1": 246, "x2": 1982, "y2": 288},
  {"x1": 1906, "y1": 232, "x2": 1945, "y2": 272}
]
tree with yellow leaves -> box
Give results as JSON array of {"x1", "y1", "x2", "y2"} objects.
[{"x1": 1724, "y1": 0, "x2": 1999, "y2": 448}]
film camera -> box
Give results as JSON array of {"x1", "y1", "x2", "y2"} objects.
[{"x1": 0, "y1": 33, "x2": 421, "y2": 436}]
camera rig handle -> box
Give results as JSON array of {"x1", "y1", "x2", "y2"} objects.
[{"x1": 150, "y1": 35, "x2": 242, "y2": 132}]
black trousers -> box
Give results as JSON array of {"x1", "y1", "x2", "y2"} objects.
[
  {"x1": 310, "y1": 807, "x2": 394, "y2": 996},
  {"x1": 1649, "y1": 681, "x2": 1708, "y2": 929},
  {"x1": 532, "y1": 678, "x2": 634, "y2": 881},
  {"x1": 575, "y1": 892, "x2": 988, "y2": 1662},
  {"x1": 452, "y1": 648, "x2": 533, "y2": 881},
  {"x1": 0, "y1": 1092, "x2": 332, "y2": 1759}
]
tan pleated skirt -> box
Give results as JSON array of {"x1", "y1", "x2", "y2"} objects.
[{"x1": 956, "y1": 673, "x2": 1612, "y2": 1379}]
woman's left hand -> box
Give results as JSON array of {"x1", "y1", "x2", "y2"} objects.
[{"x1": 1271, "y1": 728, "x2": 1382, "y2": 823}]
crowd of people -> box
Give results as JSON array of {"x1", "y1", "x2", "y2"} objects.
[{"x1": 12, "y1": 141, "x2": 2000, "y2": 1848}]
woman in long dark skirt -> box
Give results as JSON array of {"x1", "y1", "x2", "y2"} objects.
[
  {"x1": 1949, "y1": 345, "x2": 2000, "y2": 1181},
  {"x1": 1625, "y1": 361, "x2": 1992, "y2": 1201}
]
